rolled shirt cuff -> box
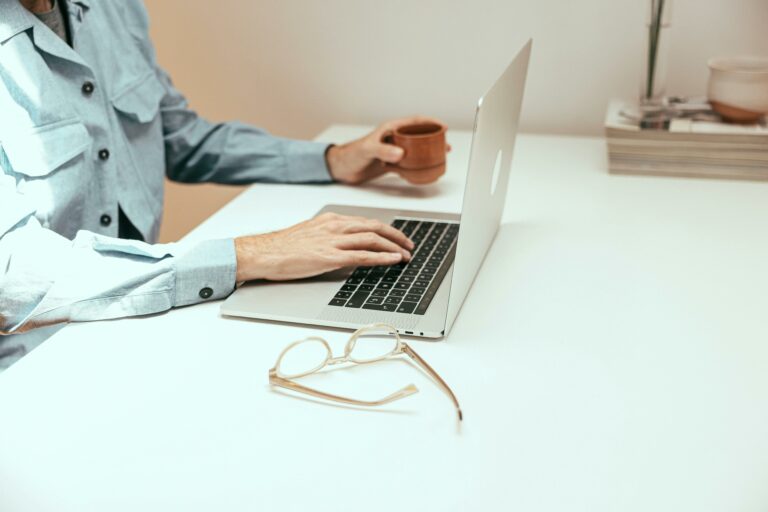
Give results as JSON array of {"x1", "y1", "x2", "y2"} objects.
[
  {"x1": 283, "y1": 140, "x2": 334, "y2": 183},
  {"x1": 173, "y1": 238, "x2": 237, "y2": 307}
]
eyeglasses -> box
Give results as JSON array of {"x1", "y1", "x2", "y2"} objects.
[{"x1": 269, "y1": 323, "x2": 462, "y2": 421}]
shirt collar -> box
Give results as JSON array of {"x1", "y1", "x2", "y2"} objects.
[
  {"x1": 0, "y1": 0, "x2": 34, "y2": 44},
  {"x1": 0, "y1": 0, "x2": 90, "y2": 44}
]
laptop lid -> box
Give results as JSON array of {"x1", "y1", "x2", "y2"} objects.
[{"x1": 443, "y1": 39, "x2": 532, "y2": 334}]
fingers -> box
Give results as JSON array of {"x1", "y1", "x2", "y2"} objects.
[
  {"x1": 336, "y1": 232, "x2": 411, "y2": 260},
  {"x1": 342, "y1": 217, "x2": 414, "y2": 250},
  {"x1": 371, "y1": 142, "x2": 404, "y2": 164},
  {"x1": 334, "y1": 250, "x2": 404, "y2": 268}
]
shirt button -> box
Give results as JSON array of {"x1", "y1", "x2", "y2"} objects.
[
  {"x1": 199, "y1": 287, "x2": 214, "y2": 299},
  {"x1": 98, "y1": 148, "x2": 110, "y2": 161},
  {"x1": 82, "y1": 81, "x2": 95, "y2": 95},
  {"x1": 100, "y1": 214, "x2": 112, "y2": 227}
]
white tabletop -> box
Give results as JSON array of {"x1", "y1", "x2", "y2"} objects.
[{"x1": 2, "y1": 126, "x2": 768, "y2": 512}]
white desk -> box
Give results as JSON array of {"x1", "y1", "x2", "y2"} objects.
[{"x1": 2, "y1": 126, "x2": 768, "y2": 512}]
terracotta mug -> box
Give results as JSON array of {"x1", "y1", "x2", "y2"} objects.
[{"x1": 387, "y1": 122, "x2": 447, "y2": 184}]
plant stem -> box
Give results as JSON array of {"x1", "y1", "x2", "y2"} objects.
[{"x1": 646, "y1": 0, "x2": 665, "y2": 100}]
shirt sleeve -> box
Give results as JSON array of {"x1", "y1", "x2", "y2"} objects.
[
  {"x1": 0, "y1": 183, "x2": 237, "y2": 335},
  {"x1": 157, "y1": 67, "x2": 334, "y2": 185}
]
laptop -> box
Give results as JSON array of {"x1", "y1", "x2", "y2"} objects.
[{"x1": 221, "y1": 40, "x2": 531, "y2": 339}]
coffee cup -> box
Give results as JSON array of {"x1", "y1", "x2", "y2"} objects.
[
  {"x1": 707, "y1": 56, "x2": 768, "y2": 123},
  {"x1": 387, "y1": 122, "x2": 447, "y2": 184}
]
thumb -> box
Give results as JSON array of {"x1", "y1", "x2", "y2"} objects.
[{"x1": 373, "y1": 142, "x2": 404, "y2": 164}]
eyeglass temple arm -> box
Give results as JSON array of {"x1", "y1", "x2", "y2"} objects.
[
  {"x1": 269, "y1": 371, "x2": 418, "y2": 407},
  {"x1": 401, "y1": 344, "x2": 463, "y2": 421}
]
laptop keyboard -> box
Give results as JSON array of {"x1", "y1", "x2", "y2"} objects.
[{"x1": 328, "y1": 218, "x2": 459, "y2": 315}]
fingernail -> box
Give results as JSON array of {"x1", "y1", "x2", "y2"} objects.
[{"x1": 387, "y1": 147, "x2": 404, "y2": 159}]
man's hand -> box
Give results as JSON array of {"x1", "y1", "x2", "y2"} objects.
[
  {"x1": 234, "y1": 212, "x2": 414, "y2": 281},
  {"x1": 325, "y1": 116, "x2": 449, "y2": 185}
]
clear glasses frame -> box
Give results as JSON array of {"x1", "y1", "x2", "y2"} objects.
[{"x1": 269, "y1": 323, "x2": 462, "y2": 421}]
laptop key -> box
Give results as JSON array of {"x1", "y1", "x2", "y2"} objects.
[
  {"x1": 376, "y1": 282, "x2": 393, "y2": 290},
  {"x1": 365, "y1": 303, "x2": 396, "y2": 312},
  {"x1": 341, "y1": 284, "x2": 357, "y2": 292},
  {"x1": 404, "y1": 294, "x2": 421, "y2": 303},
  {"x1": 420, "y1": 243, "x2": 435, "y2": 253},
  {"x1": 366, "y1": 296, "x2": 384, "y2": 305},
  {"x1": 394, "y1": 282, "x2": 410, "y2": 290},
  {"x1": 346, "y1": 278, "x2": 363, "y2": 285},
  {"x1": 397, "y1": 302, "x2": 418, "y2": 314},
  {"x1": 410, "y1": 287, "x2": 426, "y2": 295},
  {"x1": 415, "y1": 245, "x2": 456, "y2": 315},
  {"x1": 389, "y1": 289, "x2": 406, "y2": 297},
  {"x1": 329, "y1": 299, "x2": 347, "y2": 307},
  {"x1": 371, "y1": 289, "x2": 389, "y2": 297},
  {"x1": 414, "y1": 280, "x2": 430, "y2": 288},
  {"x1": 402, "y1": 221, "x2": 419, "y2": 235},
  {"x1": 335, "y1": 291, "x2": 352, "y2": 299},
  {"x1": 345, "y1": 291, "x2": 371, "y2": 308},
  {"x1": 384, "y1": 296, "x2": 402, "y2": 305},
  {"x1": 358, "y1": 284, "x2": 374, "y2": 291}
]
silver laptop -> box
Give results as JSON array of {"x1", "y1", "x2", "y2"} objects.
[{"x1": 222, "y1": 40, "x2": 531, "y2": 339}]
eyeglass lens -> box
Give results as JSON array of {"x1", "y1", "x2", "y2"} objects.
[
  {"x1": 348, "y1": 327, "x2": 399, "y2": 363},
  {"x1": 277, "y1": 339, "x2": 330, "y2": 378}
]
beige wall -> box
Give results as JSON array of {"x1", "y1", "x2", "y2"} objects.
[{"x1": 146, "y1": 0, "x2": 768, "y2": 242}]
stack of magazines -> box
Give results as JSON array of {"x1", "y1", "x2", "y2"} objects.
[{"x1": 605, "y1": 100, "x2": 768, "y2": 180}]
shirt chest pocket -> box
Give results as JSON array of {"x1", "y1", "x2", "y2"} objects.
[
  {"x1": 110, "y1": 72, "x2": 166, "y2": 197},
  {"x1": 0, "y1": 118, "x2": 91, "y2": 179},
  {"x1": 0, "y1": 118, "x2": 91, "y2": 232}
]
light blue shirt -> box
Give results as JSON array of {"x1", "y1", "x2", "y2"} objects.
[{"x1": 0, "y1": 0, "x2": 333, "y2": 368}]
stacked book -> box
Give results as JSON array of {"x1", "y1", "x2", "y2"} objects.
[{"x1": 605, "y1": 100, "x2": 768, "y2": 181}]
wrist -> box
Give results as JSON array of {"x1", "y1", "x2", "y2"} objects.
[
  {"x1": 235, "y1": 235, "x2": 268, "y2": 282},
  {"x1": 325, "y1": 144, "x2": 343, "y2": 182}
]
